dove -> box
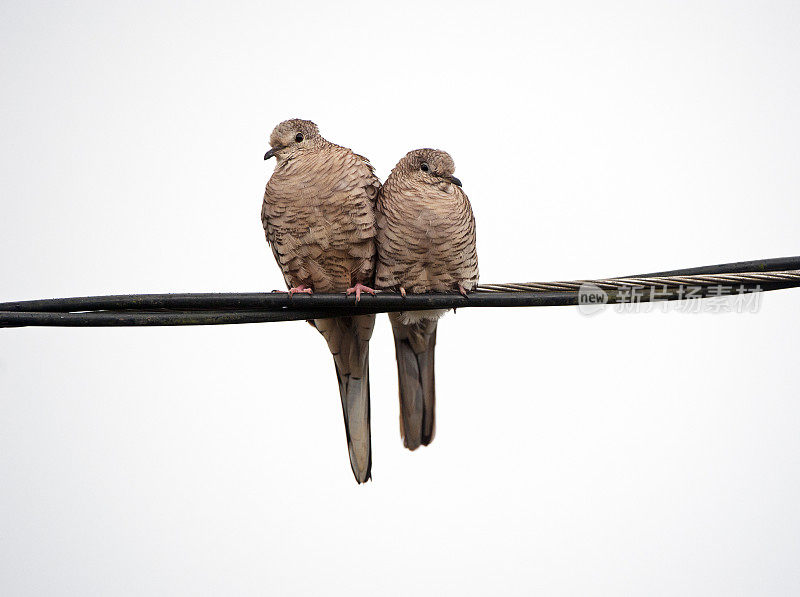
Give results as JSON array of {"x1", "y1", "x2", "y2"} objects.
[
  {"x1": 262, "y1": 119, "x2": 380, "y2": 483},
  {"x1": 375, "y1": 149, "x2": 478, "y2": 450}
]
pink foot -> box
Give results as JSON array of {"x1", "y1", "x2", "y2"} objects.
[
  {"x1": 346, "y1": 283, "x2": 377, "y2": 303},
  {"x1": 399, "y1": 287, "x2": 407, "y2": 297},
  {"x1": 458, "y1": 284, "x2": 469, "y2": 297},
  {"x1": 288, "y1": 285, "x2": 313, "y2": 297}
]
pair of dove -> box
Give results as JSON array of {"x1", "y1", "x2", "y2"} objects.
[{"x1": 262, "y1": 118, "x2": 478, "y2": 484}]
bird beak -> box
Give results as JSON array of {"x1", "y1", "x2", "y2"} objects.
[
  {"x1": 264, "y1": 146, "x2": 279, "y2": 160},
  {"x1": 448, "y1": 175, "x2": 462, "y2": 187}
]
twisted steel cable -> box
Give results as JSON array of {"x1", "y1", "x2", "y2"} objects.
[{"x1": 476, "y1": 270, "x2": 800, "y2": 292}]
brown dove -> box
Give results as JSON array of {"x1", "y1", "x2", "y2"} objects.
[
  {"x1": 375, "y1": 149, "x2": 478, "y2": 450},
  {"x1": 262, "y1": 119, "x2": 380, "y2": 483}
]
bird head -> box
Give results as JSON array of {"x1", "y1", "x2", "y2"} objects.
[
  {"x1": 264, "y1": 119, "x2": 321, "y2": 162},
  {"x1": 396, "y1": 148, "x2": 461, "y2": 188}
]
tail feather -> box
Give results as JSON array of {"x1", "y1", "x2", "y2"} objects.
[
  {"x1": 333, "y1": 358, "x2": 372, "y2": 482},
  {"x1": 389, "y1": 313, "x2": 438, "y2": 450},
  {"x1": 315, "y1": 314, "x2": 375, "y2": 483}
]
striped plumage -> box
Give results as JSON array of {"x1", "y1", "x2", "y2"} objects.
[
  {"x1": 262, "y1": 120, "x2": 379, "y2": 293},
  {"x1": 262, "y1": 119, "x2": 380, "y2": 483},
  {"x1": 375, "y1": 148, "x2": 478, "y2": 450}
]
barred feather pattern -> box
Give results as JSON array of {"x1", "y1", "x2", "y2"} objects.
[
  {"x1": 375, "y1": 148, "x2": 478, "y2": 294},
  {"x1": 374, "y1": 148, "x2": 478, "y2": 451},
  {"x1": 262, "y1": 138, "x2": 379, "y2": 293},
  {"x1": 261, "y1": 119, "x2": 380, "y2": 483}
]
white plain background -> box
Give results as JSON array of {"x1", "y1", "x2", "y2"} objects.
[{"x1": 1, "y1": 1, "x2": 799, "y2": 595}]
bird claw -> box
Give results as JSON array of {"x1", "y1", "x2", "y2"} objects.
[
  {"x1": 458, "y1": 284, "x2": 469, "y2": 297},
  {"x1": 346, "y1": 283, "x2": 377, "y2": 303},
  {"x1": 399, "y1": 287, "x2": 407, "y2": 297},
  {"x1": 288, "y1": 285, "x2": 313, "y2": 297}
]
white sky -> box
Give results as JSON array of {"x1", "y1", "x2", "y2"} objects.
[{"x1": 1, "y1": 1, "x2": 800, "y2": 595}]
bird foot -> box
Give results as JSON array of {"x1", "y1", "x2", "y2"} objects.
[
  {"x1": 288, "y1": 285, "x2": 313, "y2": 297},
  {"x1": 399, "y1": 287, "x2": 407, "y2": 297},
  {"x1": 346, "y1": 283, "x2": 376, "y2": 303},
  {"x1": 458, "y1": 284, "x2": 469, "y2": 297}
]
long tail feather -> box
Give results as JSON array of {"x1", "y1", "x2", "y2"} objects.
[
  {"x1": 333, "y1": 357, "x2": 372, "y2": 482},
  {"x1": 389, "y1": 313, "x2": 438, "y2": 450},
  {"x1": 315, "y1": 314, "x2": 374, "y2": 483}
]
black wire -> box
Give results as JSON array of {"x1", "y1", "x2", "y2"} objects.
[
  {"x1": 632, "y1": 255, "x2": 800, "y2": 277},
  {"x1": 1, "y1": 282, "x2": 797, "y2": 327},
  {"x1": 0, "y1": 292, "x2": 579, "y2": 327},
  {"x1": 1, "y1": 256, "x2": 798, "y2": 327},
  {"x1": 2, "y1": 256, "x2": 799, "y2": 315}
]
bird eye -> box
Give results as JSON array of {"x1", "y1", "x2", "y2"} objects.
[
  {"x1": 420, "y1": 162, "x2": 429, "y2": 172},
  {"x1": 295, "y1": 133, "x2": 304, "y2": 142}
]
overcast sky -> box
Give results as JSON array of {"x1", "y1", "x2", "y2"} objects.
[{"x1": 1, "y1": 1, "x2": 800, "y2": 595}]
